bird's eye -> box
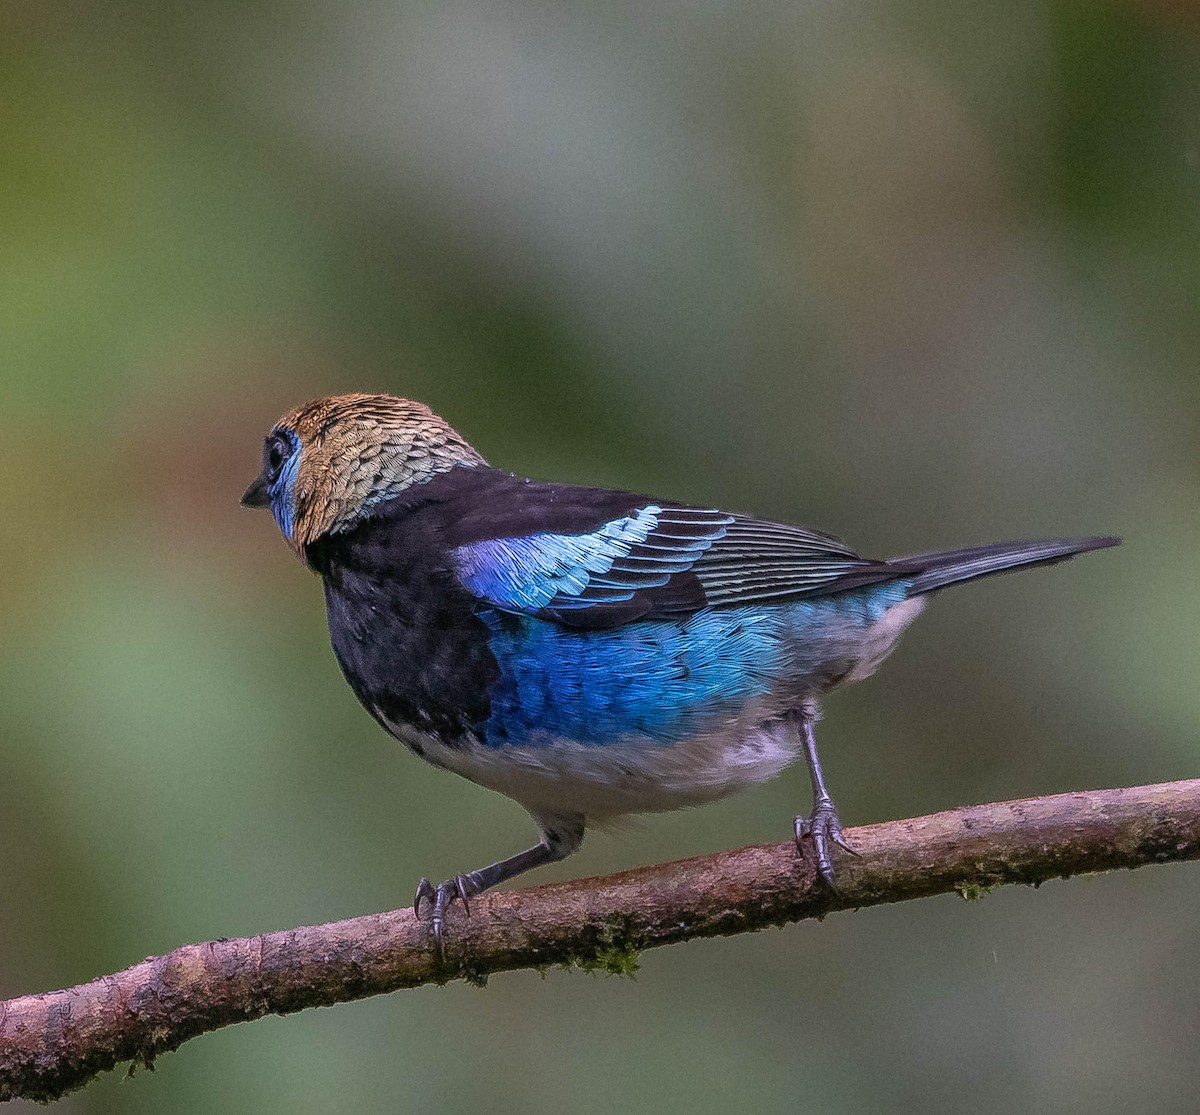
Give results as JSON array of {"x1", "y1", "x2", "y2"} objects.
[{"x1": 265, "y1": 433, "x2": 293, "y2": 480}]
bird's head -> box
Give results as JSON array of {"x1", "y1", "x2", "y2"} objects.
[{"x1": 241, "y1": 393, "x2": 486, "y2": 555}]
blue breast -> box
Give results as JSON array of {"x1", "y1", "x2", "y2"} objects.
[{"x1": 476, "y1": 582, "x2": 911, "y2": 747}]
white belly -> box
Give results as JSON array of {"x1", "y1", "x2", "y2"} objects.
[{"x1": 382, "y1": 707, "x2": 800, "y2": 821}]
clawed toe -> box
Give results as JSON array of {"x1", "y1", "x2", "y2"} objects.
[
  {"x1": 794, "y1": 798, "x2": 856, "y2": 887},
  {"x1": 413, "y1": 877, "x2": 436, "y2": 916},
  {"x1": 413, "y1": 874, "x2": 480, "y2": 950}
]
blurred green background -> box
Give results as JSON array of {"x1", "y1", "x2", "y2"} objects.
[{"x1": 3, "y1": 2, "x2": 1199, "y2": 1111}]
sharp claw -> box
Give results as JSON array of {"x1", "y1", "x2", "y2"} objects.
[
  {"x1": 413, "y1": 877, "x2": 435, "y2": 917},
  {"x1": 831, "y1": 830, "x2": 860, "y2": 857}
]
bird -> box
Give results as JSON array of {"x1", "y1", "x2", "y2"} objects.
[{"x1": 241, "y1": 392, "x2": 1119, "y2": 944}]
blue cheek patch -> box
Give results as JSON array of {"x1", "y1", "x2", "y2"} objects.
[{"x1": 269, "y1": 445, "x2": 303, "y2": 541}]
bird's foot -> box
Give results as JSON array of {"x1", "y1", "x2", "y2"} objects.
[
  {"x1": 794, "y1": 796, "x2": 857, "y2": 887},
  {"x1": 413, "y1": 873, "x2": 481, "y2": 952}
]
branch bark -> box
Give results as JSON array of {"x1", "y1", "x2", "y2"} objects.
[{"x1": 3, "y1": 778, "x2": 1199, "y2": 1103}]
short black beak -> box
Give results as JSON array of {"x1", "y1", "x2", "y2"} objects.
[{"x1": 241, "y1": 475, "x2": 270, "y2": 508}]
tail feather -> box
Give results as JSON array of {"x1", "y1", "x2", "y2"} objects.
[{"x1": 895, "y1": 536, "x2": 1120, "y2": 597}]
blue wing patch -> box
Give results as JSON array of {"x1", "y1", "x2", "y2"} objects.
[{"x1": 452, "y1": 506, "x2": 732, "y2": 614}]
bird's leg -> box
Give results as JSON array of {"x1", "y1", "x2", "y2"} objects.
[
  {"x1": 791, "y1": 700, "x2": 856, "y2": 886},
  {"x1": 414, "y1": 814, "x2": 584, "y2": 950}
]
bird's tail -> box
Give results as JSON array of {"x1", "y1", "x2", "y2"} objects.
[{"x1": 893, "y1": 536, "x2": 1120, "y2": 597}]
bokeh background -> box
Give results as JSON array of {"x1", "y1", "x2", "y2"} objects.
[{"x1": 3, "y1": 2, "x2": 1199, "y2": 1111}]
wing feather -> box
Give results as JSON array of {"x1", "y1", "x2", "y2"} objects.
[{"x1": 451, "y1": 500, "x2": 895, "y2": 628}]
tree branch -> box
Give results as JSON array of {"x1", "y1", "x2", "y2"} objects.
[{"x1": 3, "y1": 778, "x2": 1198, "y2": 1102}]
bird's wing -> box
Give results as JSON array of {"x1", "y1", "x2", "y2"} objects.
[{"x1": 450, "y1": 501, "x2": 906, "y2": 629}]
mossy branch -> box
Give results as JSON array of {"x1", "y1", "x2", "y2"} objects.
[{"x1": 3, "y1": 778, "x2": 1199, "y2": 1103}]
